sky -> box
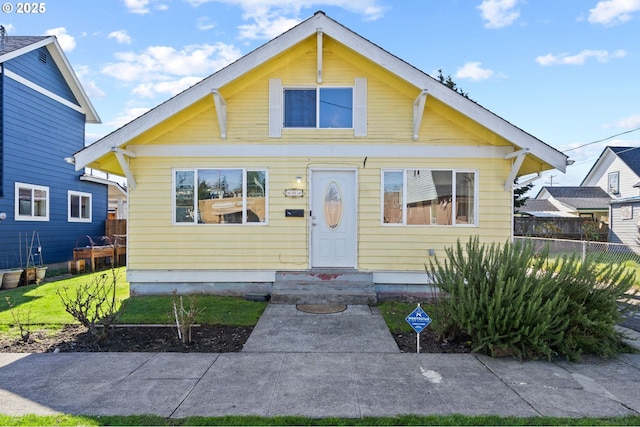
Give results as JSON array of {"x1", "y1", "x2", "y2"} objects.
[{"x1": 2, "y1": 0, "x2": 640, "y2": 195}]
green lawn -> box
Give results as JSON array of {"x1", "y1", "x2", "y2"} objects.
[
  {"x1": 0, "y1": 268, "x2": 267, "y2": 334},
  {"x1": 1, "y1": 414, "x2": 640, "y2": 426}
]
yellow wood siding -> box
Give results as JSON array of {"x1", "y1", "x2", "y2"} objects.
[{"x1": 125, "y1": 34, "x2": 516, "y2": 272}]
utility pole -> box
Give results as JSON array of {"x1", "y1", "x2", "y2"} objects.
[{"x1": 546, "y1": 174, "x2": 557, "y2": 186}]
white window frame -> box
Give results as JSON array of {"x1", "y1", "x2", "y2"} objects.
[
  {"x1": 15, "y1": 182, "x2": 49, "y2": 221},
  {"x1": 68, "y1": 190, "x2": 92, "y2": 222},
  {"x1": 608, "y1": 171, "x2": 620, "y2": 195},
  {"x1": 283, "y1": 86, "x2": 354, "y2": 129},
  {"x1": 380, "y1": 168, "x2": 478, "y2": 227},
  {"x1": 172, "y1": 168, "x2": 269, "y2": 225}
]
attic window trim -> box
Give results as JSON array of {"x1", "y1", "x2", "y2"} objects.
[{"x1": 268, "y1": 78, "x2": 367, "y2": 138}]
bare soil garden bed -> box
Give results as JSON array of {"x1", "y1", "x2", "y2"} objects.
[{"x1": 0, "y1": 324, "x2": 472, "y2": 354}]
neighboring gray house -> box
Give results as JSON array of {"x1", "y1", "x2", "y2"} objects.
[
  {"x1": 609, "y1": 196, "x2": 640, "y2": 248},
  {"x1": 582, "y1": 146, "x2": 640, "y2": 199},
  {"x1": 581, "y1": 146, "x2": 640, "y2": 248},
  {"x1": 521, "y1": 186, "x2": 611, "y2": 222}
]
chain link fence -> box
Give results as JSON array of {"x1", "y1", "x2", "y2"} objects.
[{"x1": 514, "y1": 236, "x2": 640, "y2": 266}]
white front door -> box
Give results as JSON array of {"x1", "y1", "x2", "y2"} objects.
[{"x1": 310, "y1": 169, "x2": 357, "y2": 268}]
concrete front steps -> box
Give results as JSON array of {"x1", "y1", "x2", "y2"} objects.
[{"x1": 270, "y1": 270, "x2": 376, "y2": 305}]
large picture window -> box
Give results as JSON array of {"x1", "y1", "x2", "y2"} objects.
[
  {"x1": 174, "y1": 168, "x2": 267, "y2": 225},
  {"x1": 284, "y1": 87, "x2": 353, "y2": 129},
  {"x1": 382, "y1": 169, "x2": 477, "y2": 226},
  {"x1": 15, "y1": 182, "x2": 49, "y2": 221},
  {"x1": 68, "y1": 191, "x2": 92, "y2": 222}
]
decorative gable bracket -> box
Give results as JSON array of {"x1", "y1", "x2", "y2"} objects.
[
  {"x1": 317, "y1": 28, "x2": 323, "y2": 84},
  {"x1": 413, "y1": 89, "x2": 428, "y2": 140},
  {"x1": 504, "y1": 148, "x2": 529, "y2": 191},
  {"x1": 212, "y1": 89, "x2": 227, "y2": 139},
  {"x1": 112, "y1": 147, "x2": 137, "y2": 190}
]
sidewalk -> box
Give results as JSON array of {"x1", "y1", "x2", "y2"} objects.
[{"x1": 0, "y1": 305, "x2": 638, "y2": 419}]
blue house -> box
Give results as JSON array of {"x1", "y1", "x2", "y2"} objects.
[{"x1": 0, "y1": 34, "x2": 106, "y2": 270}]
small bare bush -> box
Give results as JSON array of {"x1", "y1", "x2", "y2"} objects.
[
  {"x1": 57, "y1": 269, "x2": 122, "y2": 342},
  {"x1": 171, "y1": 291, "x2": 204, "y2": 344},
  {"x1": 4, "y1": 296, "x2": 33, "y2": 342}
]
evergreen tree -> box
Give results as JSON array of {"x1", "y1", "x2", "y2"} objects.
[{"x1": 514, "y1": 181, "x2": 534, "y2": 213}]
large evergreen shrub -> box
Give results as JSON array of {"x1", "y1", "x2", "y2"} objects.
[{"x1": 429, "y1": 237, "x2": 635, "y2": 360}]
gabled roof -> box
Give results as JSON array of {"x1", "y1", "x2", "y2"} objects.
[
  {"x1": 537, "y1": 186, "x2": 612, "y2": 210},
  {"x1": 609, "y1": 146, "x2": 640, "y2": 175},
  {"x1": 581, "y1": 146, "x2": 640, "y2": 186},
  {"x1": 0, "y1": 35, "x2": 100, "y2": 123},
  {"x1": 518, "y1": 199, "x2": 578, "y2": 218},
  {"x1": 74, "y1": 11, "x2": 567, "y2": 173}
]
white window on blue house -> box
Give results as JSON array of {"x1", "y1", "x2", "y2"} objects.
[
  {"x1": 15, "y1": 182, "x2": 49, "y2": 221},
  {"x1": 284, "y1": 87, "x2": 353, "y2": 129},
  {"x1": 173, "y1": 168, "x2": 268, "y2": 225},
  {"x1": 68, "y1": 191, "x2": 92, "y2": 222},
  {"x1": 382, "y1": 169, "x2": 477, "y2": 226}
]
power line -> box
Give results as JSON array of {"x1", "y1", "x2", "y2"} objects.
[{"x1": 562, "y1": 125, "x2": 640, "y2": 153}]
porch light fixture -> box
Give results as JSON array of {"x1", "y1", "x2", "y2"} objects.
[{"x1": 296, "y1": 176, "x2": 302, "y2": 184}]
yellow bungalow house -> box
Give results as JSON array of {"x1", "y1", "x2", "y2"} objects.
[{"x1": 74, "y1": 11, "x2": 568, "y2": 301}]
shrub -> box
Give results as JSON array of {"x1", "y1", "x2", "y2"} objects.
[
  {"x1": 551, "y1": 254, "x2": 636, "y2": 359},
  {"x1": 57, "y1": 269, "x2": 122, "y2": 343},
  {"x1": 429, "y1": 237, "x2": 636, "y2": 360}
]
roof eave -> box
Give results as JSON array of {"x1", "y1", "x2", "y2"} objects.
[{"x1": 45, "y1": 38, "x2": 101, "y2": 124}]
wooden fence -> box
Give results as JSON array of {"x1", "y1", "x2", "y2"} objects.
[
  {"x1": 106, "y1": 219, "x2": 126, "y2": 239},
  {"x1": 514, "y1": 217, "x2": 609, "y2": 241}
]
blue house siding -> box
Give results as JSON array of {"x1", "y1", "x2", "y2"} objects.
[
  {"x1": 0, "y1": 47, "x2": 106, "y2": 270},
  {"x1": 4, "y1": 47, "x2": 77, "y2": 104},
  {"x1": 0, "y1": 70, "x2": 3, "y2": 198}
]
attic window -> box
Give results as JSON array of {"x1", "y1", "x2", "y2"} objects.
[
  {"x1": 283, "y1": 87, "x2": 353, "y2": 129},
  {"x1": 38, "y1": 49, "x2": 47, "y2": 64}
]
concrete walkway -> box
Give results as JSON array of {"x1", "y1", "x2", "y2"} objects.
[{"x1": 0, "y1": 304, "x2": 638, "y2": 419}]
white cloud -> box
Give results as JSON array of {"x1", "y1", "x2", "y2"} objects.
[
  {"x1": 101, "y1": 42, "x2": 241, "y2": 99},
  {"x1": 184, "y1": 0, "x2": 386, "y2": 39},
  {"x1": 238, "y1": 12, "x2": 301, "y2": 40},
  {"x1": 107, "y1": 107, "x2": 152, "y2": 128},
  {"x1": 74, "y1": 65, "x2": 106, "y2": 99},
  {"x1": 454, "y1": 62, "x2": 495, "y2": 81},
  {"x1": 197, "y1": 16, "x2": 216, "y2": 30},
  {"x1": 536, "y1": 49, "x2": 626, "y2": 66},
  {"x1": 477, "y1": 0, "x2": 520, "y2": 29},
  {"x1": 614, "y1": 115, "x2": 640, "y2": 129},
  {"x1": 123, "y1": 0, "x2": 151, "y2": 14},
  {"x1": 102, "y1": 42, "x2": 241, "y2": 82},
  {"x1": 45, "y1": 27, "x2": 76, "y2": 52},
  {"x1": 108, "y1": 30, "x2": 132, "y2": 45},
  {"x1": 1, "y1": 24, "x2": 15, "y2": 34},
  {"x1": 133, "y1": 76, "x2": 204, "y2": 98},
  {"x1": 122, "y1": 0, "x2": 169, "y2": 14},
  {"x1": 588, "y1": 0, "x2": 640, "y2": 26}
]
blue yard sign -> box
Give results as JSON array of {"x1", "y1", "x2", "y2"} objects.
[{"x1": 405, "y1": 306, "x2": 432, "y2": 334}]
